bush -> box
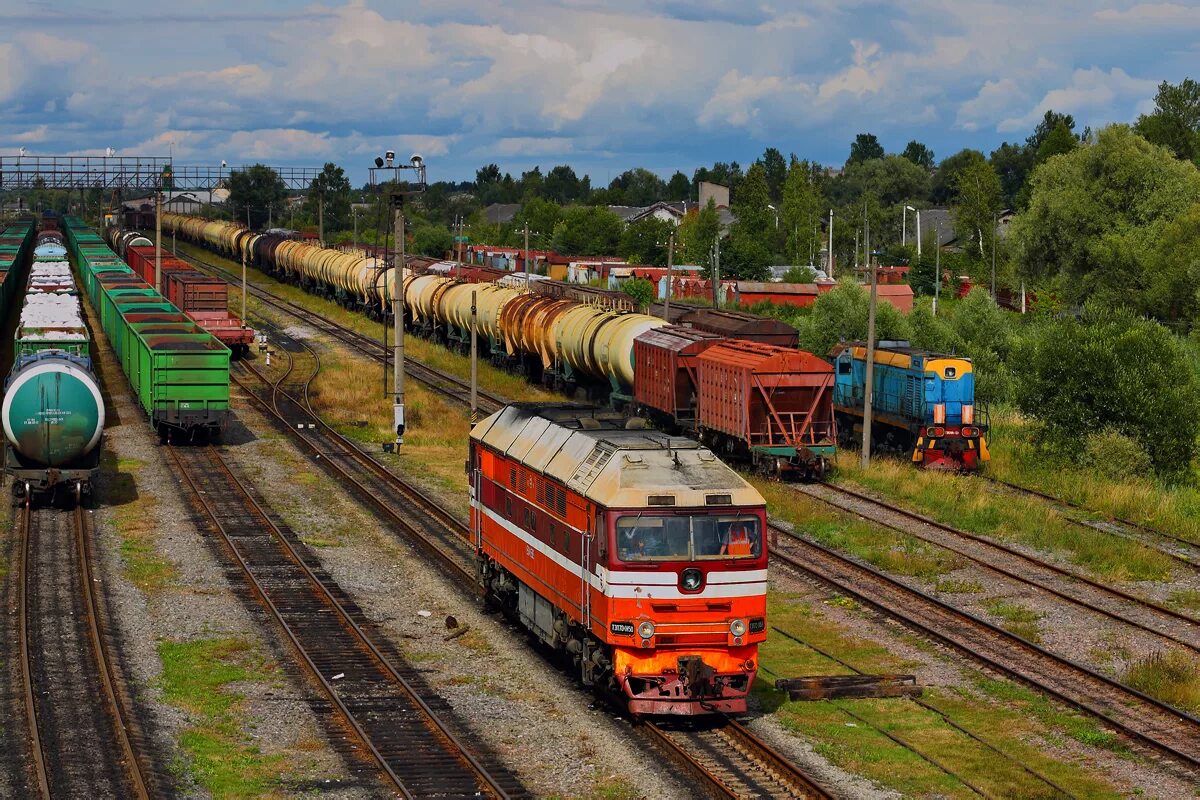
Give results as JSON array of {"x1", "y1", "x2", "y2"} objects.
[
  {"x1": 1080, "y1": 429, "x2": 1154, "y2": 481},
  {"x1": 794, "y1": 280, "x2": 911, "y2": 356},
  {"x1": 621, "y1": 277, "x2": 656, "y2": 311},
  {"x1": 1012, "y1": 308, "x2": 1200, "y2": 479}
]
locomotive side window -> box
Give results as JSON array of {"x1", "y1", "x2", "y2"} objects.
[{"x1": 838, "y1": 358, "x2": 852, "y2": 375}]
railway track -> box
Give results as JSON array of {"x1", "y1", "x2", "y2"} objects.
[
  {"x1": 794, "y1": 481, "x2": 1200, "y2": 654},
  {"x1": 214, "y1": 255, "x2": 1200, "y2": 774},
  {"x1": 643, "y1": 719, "x2": 830, "y2": 799},
  {"x1": 164, "y1": 441, "x2": 521, "y2": 799},
  {"x1": 980, "y1": 475, "x2": 1200, "y2": 567},
  {"x1": 175, "y1": 247, "x2": 507, "y2": 414},
  {"x1": 17, "y1": 500, "x2": 156, "y2": 798},
  {"x1": 766, "y1": 520, "x2": 1200, "y2": 771},
  {"x1": 233, "y1": 330, "x2": 832, "y2": 799}
]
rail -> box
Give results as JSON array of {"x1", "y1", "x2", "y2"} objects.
[
  {"x1": 18, "y1": 501, "x2": 154, "y2": 798},
  {"x1": 165, "y1": 443, "x2": 518, "y2": 799}
]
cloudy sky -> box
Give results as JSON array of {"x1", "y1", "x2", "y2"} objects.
[{"x1": 1, "y1": 1, "x2": 1195, "y2": 184}]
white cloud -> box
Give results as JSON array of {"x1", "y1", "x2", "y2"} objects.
[
  {"x1": 818, "y1": 40, "x2": 885, "y2": 101},
  {"x1": 493, "y1": 137, "x2": 576, "y2": 156},
  {"x1": 999, "y1": 67, "x2": 1159, "y2": 132},
  {"x1": 956, "y1": 78, "x2": 1028, "y2": 132},
  {"x1": 1095, "y1": 3, "x2": 1200, "y2": 25}
]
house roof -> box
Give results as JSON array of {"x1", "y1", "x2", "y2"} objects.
[{"x1": 483, "y1": 203, "x2": 521, "y2": 225}]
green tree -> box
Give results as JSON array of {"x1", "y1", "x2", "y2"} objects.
[
  {"x1": 520, "y1": 167, "x2": 545, "y2": 199},
  {"x1": 411, "y1": 223, "x2": 453, "y2": 257},
  {"x1": 677, "y1": 198, "x2": 722, "y2": 277},
  {"x1": 551, "y1": 206, "x2": 624, "y2": 255},
  {"x1": 1009, "y1": 124, "x2": 1200, "y2": 315},
  {"x1": 692, "y1": 161, "x2": 743, "y2": 199},
  {"x1": 304, "y1": 162, "x2": 352, "y2": 234},
  {"x1": 930, "y1": 149, "x2": 986, "y2": 204},
  {"x1": 544, "y1": 165, "x2": 586, "y2": 204},
  {"x1": 228, "y1": 164, "x2": 286, "y2": 230},
  {"x1": 990, "y1": 141, "x2": 1034, "y2": 208},
  {"x1": 510, "y1": 197, "x2": 562, "y2": 248},
  {"x1": 847, "y1": 133, "x2": 885, "y2": 166},
  {"x1": 901, "y1": 140, "x2": 935, "y2": 169},
  {"x1": 831, "y1": 155, "x2": 930, "y2": 208},
  {"x1": 1035, "y1": 121, "x2": 1078, "y2": 164},
  {"x1": 620, "y1": 216, "x2": 674, "y2": 266},
  {"x1": 609, "y1": 168, "x2": 666, "y2": 206},
  {"x1": 759, "y1": 147, "x2": 787, "y2": 201},
  {"x1": 953, "y1": 160, "x2": 1003, "y2": 259},
  {"x1": 781, "y1": 265, "x2": 817, "y2": 283},
  {"x1": 1013, "y1": 308, "x2": 1200, "y2": 478},
  {"x1": 666, "y1": 171, "x2": 691, "y2": 201},
  {"x1": 1026, "y1": 110, "x2": 1077, "y2": 152},
  {"x1": 794, "y1": 280, "x2": 911, "y2": 356},
  {"x1": 721, "y1": 235, "x2": 771, "y2": 280},
  {"x1": 621, "y1": 276, "x2": 656, "y2": 310},
  {"x1": 1135, "y1": 78, "x2": 1200, "y2": 164},
  {"x1": 781, "y1": 158, "x2": 823, "y2": 265},
  {"x1": 731, "y1": 162, "x2": 773, "y2": 240}
]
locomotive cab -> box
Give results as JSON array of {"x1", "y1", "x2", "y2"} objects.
[
  {"x1": 470, "y1": 403, "x2": 768, "y2": 716},
  {"x1": 915, "y1": 357, "x2": 989, "y2": 470}
]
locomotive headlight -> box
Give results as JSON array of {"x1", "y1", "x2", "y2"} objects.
[
  {"x1": 637, "y1": 621, "x2": 656, "y2": 640},
  {"x1": 729, "y1": 619, "x2": 747, "y2": 637},
  {"x1": 681, "y1": 568, "x2": 702, "y2": 592}
]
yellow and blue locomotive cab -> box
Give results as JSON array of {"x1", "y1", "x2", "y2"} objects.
[{"x1": 829, "y1": 341, "x2": 989, "y2": 470}]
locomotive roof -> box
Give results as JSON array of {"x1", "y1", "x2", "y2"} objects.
[
  {"x1": 830, "y1": 340, "x2": 972, "y2": 364},
  {"x1": 471, "y1": 403, "x2": 764, "y2": 510}
]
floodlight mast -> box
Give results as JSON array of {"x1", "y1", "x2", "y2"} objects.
[{"x1": 369, "y1": 152, "x2": 427, "y2": 448}]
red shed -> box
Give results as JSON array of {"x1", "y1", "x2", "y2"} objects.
[
  {"x1": 633, "y1": 325, "x2": 725, "y2": 423},
  {"x1": 732, "y1": 282, "x2": 819, "y2": 308},
  {"x1": 694, "y1": 340, "x2": 836, "y2": 475}
]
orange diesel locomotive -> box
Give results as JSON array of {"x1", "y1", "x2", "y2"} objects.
[{"x1": 469, "y1": 403, "x2": 767, "y2": 715}]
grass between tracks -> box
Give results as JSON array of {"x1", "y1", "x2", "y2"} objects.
[
  {"x1": 757, "y1": 591, "x2": 1123, "y2": 799},
  {"x1": 159, "y1": 638, "x2": 289, "y2": 798},
  {"x1": 832, "y1": 452, "x2": 1178, "y2": 584},
  {"x1": 107, "y1": 455, "x2": 178, "y2": 593},
  {"x1": 984, "y1": 410, "x2": 1200, "y2": 544},
  {"x1": 1123, "y1": 650, "x2": 1200, "y2": 714}
]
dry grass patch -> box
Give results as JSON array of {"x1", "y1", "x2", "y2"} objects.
[
  {"x1": 1123, "y1": 650, "x2": 1200, "y2": 714},
  {"x1": 835, "y1": 454, "x2": 1177, "y2": 583},
  {"x1": 109, "y1": 456, "x2": 177, "y2": 593}
]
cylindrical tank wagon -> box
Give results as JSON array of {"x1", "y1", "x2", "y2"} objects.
[{"x1": 4, "y1": 227, "x2": 105, "y2": 501}]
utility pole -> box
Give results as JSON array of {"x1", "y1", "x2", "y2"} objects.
[
  {"x1": 662, "y1": 231, "x2": 675, "y2": 321},
  {"x1": 154, "y1": 189, "x2": 162, "y2": 293},
  {"x1": 241, "y1": 244, "x2": 248, "y2": 323},
  {"x1": 827, "y1": 209, "x2": 834, "y2": 278},
  {"x1": 915, "y1": 210, "x2": 922, "y2": 261},
  {"x1": 861, "y1": 204, "x2": 878, "y2": 471},
  {"x1": 470, "y1": 290, "x2": 478, "y2": 425},
  {"x1": 524, "y1": 222, "x2": 531, "y2": 291},
  {"x1": 172, "y1": 226, "x2": 176, "y2": 257},
  {"x1": 933, "y1": 239, "x2": 941, "y2": 316},
  {"x1": 393, "y1": 197, "x2": 405, "y2": 446},
  {"x1": 317, "y1": 192, "x2": 324, "y2": 244},
  {"x1": 353, "y1": 209, "x2": 358, "y2": 251},
  {"x1": 711, "y1": 236, "x2": 721, "y2": 308}
]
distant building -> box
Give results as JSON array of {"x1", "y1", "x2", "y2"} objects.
[
  {"x1": 483, "y1": 203, "x2": 521, "y2": 225},
  {"x1": 698, "y1": 181, "x2": 730, "y2": 209}
]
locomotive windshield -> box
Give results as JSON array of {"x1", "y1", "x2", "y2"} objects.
[{"x1": 615, "y1": 514, "x2": 762, "y2": 562}]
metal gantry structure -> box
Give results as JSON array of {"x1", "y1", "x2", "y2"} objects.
[{"x1": 0, "y1": 155, "x2": 321, "y2": 191}]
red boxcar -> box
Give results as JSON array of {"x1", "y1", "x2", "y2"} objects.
[
  {"x1": 125, "y1": 246, "x2": 192, "y2": 286},
  {"x1": 167, "y1": 271, "x2": 229, "y2": 312},
  {"x1": 694, "y1": 341, "x2": 837, "y2": 479},
  {"x1": 633, "y1": 325, "x2": 724, "y2": 424}
]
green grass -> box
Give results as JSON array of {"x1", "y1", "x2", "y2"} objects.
[
  {"x1": 158, "y1": 638, "x2": 289, "y2": 798},
  {"x1": 973, "y1": 677, "x2": 1125, "y2": 752},
  {"x1": 984, "y1": 409, "x2": 1200, "y2": 546},
  {"x1": 109, "y1": 456, "x2": 177, "y2": 593},
  {"x1": 984, "y1": 599, "x2": 1044, "y2": 643},
  {"x1": 1123, "y1": 651, "x2": 1200, "y2": 714},
  {"x1": 1169, "y1": 589, "x2": 1200, "y2": 612},
  {"x1": 760, "y1": 592, "x2": 1121, "y2": 799},
  {"x1": 753, "y1": 478, "x2": 963, "y2": 579},
  {"x1": 834, "y1": 452, "x2": 1178, "y2": 584}
]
